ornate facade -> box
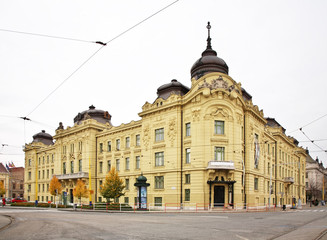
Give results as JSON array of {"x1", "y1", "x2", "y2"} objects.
[{"x1": 24, "y1": 23, "x2": 307, "y2": 208}]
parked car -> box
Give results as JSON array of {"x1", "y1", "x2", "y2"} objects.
[
  {"x1": 5, "y1": 197, "x2": 12, "y2": 203},
  {"x1": 11, "y1": 197, "x2": 27, "y2": 203}
]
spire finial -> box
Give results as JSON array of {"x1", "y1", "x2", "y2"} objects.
[{"x1": 206, "y1": 21, "x2": 212, "y2": 49}]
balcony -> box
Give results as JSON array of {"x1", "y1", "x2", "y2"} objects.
[
  {"x1": 56, "y1": 172, "x2": 89, "y2": 180},
  {"x1": 207, "y1": 161, "x2": 235, "y2": 170},
  {"x1": 284, "y1": 177, "x2": 294, "y2": 184}
]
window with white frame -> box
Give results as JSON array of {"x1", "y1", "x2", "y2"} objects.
[
  {"x1": 126, "y1": 137, "x2": 130, "y2": 149},
  {"x1": 185, "y1": 123, "x2": 191, "y2": 137},
  {"x1": 185, "y1": 148, "x2": 191, "y2": 164},
  {"x1": 155, "y1": 128, "x2": 164, "y2": 142},
  {"x1": 136, "y1": 134, "x2": 140, "y2": 146},
  {"x1": 214, "y1": 147, "x2": 225, "y2": 161},
  {"x1": 125, "y1": 157, "x2": 130, "y2": 170},
  {"x1": 214, "y1": 120, "x2": 224, "y2": 135},
  {"x1": 136, "y1": 156, "x2": 140, "y2": 169},
  {"x1": 155, "y1": 176, "x2": 164, "y2": 189},
  {"x1": 155, "y1": 152, "x2": 164, "y2": 166},
  {"x1": 116, "y1": 139, "x2": 120, "y2": 150}
]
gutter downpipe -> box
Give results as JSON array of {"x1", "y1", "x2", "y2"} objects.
[
  {"x1": 243, "y1": 114, "x2": 246, "y2": 208},
  {"x1": 275, "y1": 141, "x2": 277, "y2": 206},
  {"x1": 180, "y1": 106, "x2": 183, "y2": 209},
  {"x1": 95, "y1": 137, "x2": 98, "y2": 203}
]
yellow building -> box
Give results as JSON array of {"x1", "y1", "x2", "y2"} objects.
[{"x1": 24, "y1": 23, "x2": 306, "y2": 208}]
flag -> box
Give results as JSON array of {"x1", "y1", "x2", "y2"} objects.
[
  {"x1": 5, "y1": 164, "x2": 9, "y2": 171},
  {"x1": 11, "y1": 161, "x2": 15, "y2": 168}
]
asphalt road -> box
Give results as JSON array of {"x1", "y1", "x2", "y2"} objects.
[{"x1": 1, "y1": 207, "x2": 327, "y2": 240}]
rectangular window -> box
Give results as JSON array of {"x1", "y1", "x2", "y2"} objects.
[
  {"x1": 63, "y1": 162, "x2": 66, "y2": 174},
  {"x1": 254, "y1": 178, "x2": 259, "y2": 190},
  {"x1": 185, "y1": 123, "x2": 191, "y2": 137},
  {"x1": 154, "y1": 197, "x2": 162, "y2": 206},
  {"x1": 99, "y1": 180, "x2": 103, "y2": 190},
  {"x1": 125, "y1": 157, "x2": 130, "y2": 170},
  {"x1": 136, "y1": 156, "x2": 140, "y2": 169},
  {"x1": 214, "y1": 120, "x2": 224, "y2": 134},
  {"x1": 47, "y1": 169, "x2": 49, "y2": 179},
  {"x1": 28, "y1": 159, "x2": 31, "y2": 166},
  {"x1": 107, "y1": 160, "x2": 111, "y2": 172},
  {"x1": 272, "y1": 146, "x2": 275, "y2": 158},
  {"x1": 155, "y1": 176, "x2": 164, "y2": 189},
  {"x1": 155, "y1": 152, "x2": 164, "y2": 166},
  {"x1": 116, "y1": 159, "x2": 120, "y2": 171},
  {"x1": 136, "y1": 134, "x2": 140, "y2": 146},
  {"x1": 52, "y1": 154, "x2": 54, "y2": 163},
  {"x1": 185, "y1": 174, "x2": 191, "y2": 184},
  {"x1": 51, "y1": 169, "x2": 54, "y2": 176},
  {"x1": 38, "y1": 170, "x2": 40, "y2": 179},
  {"x1": 42, "y1": 170, "x2": 45, "y2": 179},
  {"x1": 28, "y1": 171, "x2": 31, "y2": 180},
  {"x1": 124, "y1": 197, "x2": 129, "y2": 204},
  {"x1": 185, "y1": 189, "x2": 190, "y2": 201},
  {"x1": 47, "y1": 155, "x2": 49, "y2": 164},
  {"x1": 38, "y1": 157, "x2": 40, "y2": 165},
  {"x1": 70, "y1": 144, "x2": 74, "y2": 153},
  {"x1": 79, "y1": 160, "x2": 82, "y2": 172},
  {"x1": 47, "y1": 184, "x2": 49, "y2": 192},
  {"x1": 99, "y1": 161, "x2": 103, "y2": 173},
  {"x1": 155, "y1": 128, "x2": 164, "y2": 142},
  {"x1": 42, "y1": 184, "x2": 45, "y2": 192},
  {"x1": 125, "y1": 179, "x2": 130, "y2": 190},
  {"x1": 28, "y1": 184, "x2": 31, "y2": 191},
  {"x1": 126, "y1": 137, "x2": 130, "y2": 149},
  {"x1": 107, "y1": 141, "x2": 112, "y2": 152},
  {"x1": 116, "y1": 139, "x2": 120, "y2": 150},
  {"x1": 99, "y1": 143, "x2": 103, "y2": 153},
  {"x1": 71, "y1": 161, "x2": 74, "y2": 173},
  {"x1": 185, "y1": 148, "x2": 191, "y2": 164},
  {"x1": 214, "y1": 147, "x2": 225, "y2": 161},
  {"x1": 42, "y1": 156, "x2": 45, "y2": 164},
  {"x1": 79, "y1": 141, "x2": 83, "y2": 152}
]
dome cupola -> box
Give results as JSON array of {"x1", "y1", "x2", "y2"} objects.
[
  {"x1": 32, "y1": 130, "x2": 54, "y2": 145},
  {"x1": 73, "y1": 105, "x2": 112, "y2": 125},
  {"x1": 190, "y1": 22, "x2": 229, "y2": 79},
  {"x1": 157, "y1": 79, "x2": 189, "y2": 100}
]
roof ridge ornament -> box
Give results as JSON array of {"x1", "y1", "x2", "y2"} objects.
[{"x1": 207, "y1": 21, "x2": 212, "y2": 50}]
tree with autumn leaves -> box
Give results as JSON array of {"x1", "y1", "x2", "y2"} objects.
[
  {"x1": 49, "y1": 175, "x2": 62, "y2": 203},
  {"x1": 100, "y1": 167, "x2": 125, "y2": 203},
  {"x1": 73, "y1": 179, "x2": 89, "y2": 205},
  {"x1": 0, "y1": 181, "x2": 6, "y2": 197}
]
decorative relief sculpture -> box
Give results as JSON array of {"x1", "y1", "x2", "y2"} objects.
[
  {"x1": 143, "y1": 125, "x2": 150, "y2": 151},
  {"x1": 198, "y1": 76, "x2": 229, "y2": 90},
  {"x1": 192, "y1": 109, "x2": 201, "y2": 122},
  {"x1": 168, "y1": 118, "x2": 176, "y2": 147}
]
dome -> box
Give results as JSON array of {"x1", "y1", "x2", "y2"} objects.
[
  {"x1": 32, "y1": 130, "x2": 54, "y2": 145},
  {"x1": 157, "y1": 79, "x2": 189, "y2": 100},
  {"x1": 190, "y1": 22, "x2": 229, "y2": 79},
  {"x1": 74, "y1": 105, "x2": 112, "y2": 125}
]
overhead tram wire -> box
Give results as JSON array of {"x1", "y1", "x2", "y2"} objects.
[
  {"x1": 24, "y1": 0, "x2": 180, "y2": 118},
  {"x1": 288, "y1": 113, "x2": 327, "y2": 134},
  {"x1": 299, "y1": 128, "x2": 327, "y2": 154},
  {"x1": 0, "y1": 28, "x2": 103, "y2": 45}
]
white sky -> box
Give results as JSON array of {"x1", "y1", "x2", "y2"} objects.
[{"x1": 0, "y1": 0, "x2": 326, "y2": 168}]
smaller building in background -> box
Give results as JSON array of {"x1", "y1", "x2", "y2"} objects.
[
  {"x1": 306, "y1": 152, "x2": 327, "y2": 203},
  {"x1": 0, "y1": 163, "x2": 24, "y2": 199},
  {"x1": 0, "y1": 163, "x2": 10, "y2": 198},
  {"x1": 9, "y1": 167, "x2": 25, "y2": 199}
]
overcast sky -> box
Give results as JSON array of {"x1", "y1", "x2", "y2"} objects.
[{"x1": 1, "y1": 0, "x2": 326, "y2": 168}]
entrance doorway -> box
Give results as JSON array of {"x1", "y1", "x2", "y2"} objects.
[
  {"x1": 70, "y1": 189, "x2": 74, "y2": 203},
  {"x1": 214, "y1": 186, "x2": 225, "y2": 207}
]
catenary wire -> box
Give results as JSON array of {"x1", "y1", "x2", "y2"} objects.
[
  {"x1": 288, "y1": 113, "x2": 327, "y2": 134},
  {"x1": 24, "y1": 0, "x2": 180, "y2": 118},
  {"x1": 0, "y1": 28, "x2": 97, "y2": 44}
]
